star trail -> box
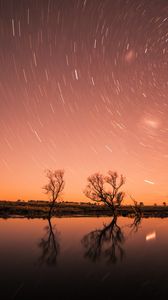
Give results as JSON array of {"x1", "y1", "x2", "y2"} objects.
[{"x1": 0, "y1": 0, "x2": 168, "y2": 203}]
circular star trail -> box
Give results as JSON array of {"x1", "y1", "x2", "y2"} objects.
[{"x1": 0, "y1": 0, "x2": 168, "y2": 203}]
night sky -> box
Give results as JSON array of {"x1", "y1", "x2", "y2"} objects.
[{"x1": 0, "y1": 0, "x2": 168, "y2": 203}]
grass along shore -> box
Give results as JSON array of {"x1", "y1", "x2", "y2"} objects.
[{"x1": 0, "y1": 200, "x2": 168, "y2": 218}]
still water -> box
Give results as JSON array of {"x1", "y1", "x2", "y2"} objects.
[{"x1": 0, "y1": 216, "x2": 168, "y2": 299}]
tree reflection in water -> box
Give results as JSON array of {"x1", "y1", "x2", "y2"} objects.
[
  {"x1": 82, "y1": 214, "x2": 142, "y2": 264},
  {"x1": 38, "y1": 217, "x2": 60, "y2": 266},
  {"x1": 82, "y1": 216, "x2": 125, "y2": 263},
  {"x1": 129, "y1": 213, "x2": 142, "y2": 234}
]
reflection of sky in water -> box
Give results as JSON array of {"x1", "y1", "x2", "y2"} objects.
[
  {"x1": 146, "y1": 231, "x2": 156, "y2": 241},
  {"x1": 0, "y1": 217, "x2": 168, "y2": 298}
]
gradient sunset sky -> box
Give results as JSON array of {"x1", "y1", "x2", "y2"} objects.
[{"x1": 0, "y1": 0, "x2": 168, "y2": 204}]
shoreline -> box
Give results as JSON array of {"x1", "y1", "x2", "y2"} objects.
[{"x1": 0, "y1": 200, "x2": 168, "y2": 219}]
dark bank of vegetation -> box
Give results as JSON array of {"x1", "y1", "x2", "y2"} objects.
[{"x1": 0, "y1": 200, "x2": 168, "y2": 219}]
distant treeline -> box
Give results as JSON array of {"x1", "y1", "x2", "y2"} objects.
[{"x1": 0, "y1": 200, "x2": 168, "y2": 219}]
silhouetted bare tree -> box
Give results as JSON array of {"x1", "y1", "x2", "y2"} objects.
[
  {"x1": 43, "y1": 169, "x2": 65, "y2": 217},
  {"x1": 38, "y1": 217, "x2": 60, "y2": 266},
  {"x1": 130, "y1": 195, "x2": 142, "y2": 216},
  {"x1": 84, "y1": 171, "x2": 125, "y2": 214},
  {"x1": 128, "y1": 195, "x2": 142, "y2": 233},
  {"x1": 82, "y1": 215, "x2": 125, "y2": 263}
]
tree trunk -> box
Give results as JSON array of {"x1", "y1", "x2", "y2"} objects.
[{"x1": 48, "y1": 200, "x2": 55, "y2": 218}]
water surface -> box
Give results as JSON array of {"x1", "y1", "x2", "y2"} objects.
[{"x1": 0, "y1": 216, "x2": 168, "y2": 299}]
